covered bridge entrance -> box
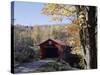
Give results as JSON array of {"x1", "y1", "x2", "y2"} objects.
[{"x1": 38, "y1": 39, "x2": 65, "y2": 59}]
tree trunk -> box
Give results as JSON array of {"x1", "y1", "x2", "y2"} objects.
[
  {"x1": 87, "y1": 6, "x2": 97, "y2": 69},
  {"x1": 78, "y1": 6, "x2": 97, "y2": 69}
]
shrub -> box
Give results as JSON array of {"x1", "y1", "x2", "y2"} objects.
[
  {"x1": 35, "y1": 61, "x2": 73, "y2": 72},
  {"x1": 14, "y1": 45, "x2": 35, "y2": 64},
  {"x1": 76, "y1": 54, "x2": 86, "y2": 69},
  {"x1": 61, "y1": 48, "x2": 86, "y2": 69}
]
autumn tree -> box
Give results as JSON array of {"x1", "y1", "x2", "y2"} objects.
[
  {"x1": 65, "y1": 24, "x2": 81, "y2": 54},
  {"x1": 42, "y1": 3, "x2": 97, "y2": 69},
  {"x1": 31, "y1": 26, "x2": 44, "y2": 45}
]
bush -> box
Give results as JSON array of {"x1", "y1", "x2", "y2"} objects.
[
  {"x1": 14, "y1": 45, "x2": 35, "y2": 64},
  {"x1": 64, "y1": 54, "x2": 86, "y2": 69},
  {"x1": 61, "y1": 48, "x2": 86, "y2": 69},
  {"x1": 76, "y1": 54, "x2": 86, "y2": 69},
  {"x1": 34, "y1": 61, "x2": 74, "y2": 72}
]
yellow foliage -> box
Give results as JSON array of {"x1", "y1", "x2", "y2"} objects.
[{"x1": 42, "y1": 3, "x2": 76, "y2": 16}]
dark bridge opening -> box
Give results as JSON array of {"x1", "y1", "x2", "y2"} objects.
[{"x1": 44, "y1": 45, "x2": 59, "y2": 58}]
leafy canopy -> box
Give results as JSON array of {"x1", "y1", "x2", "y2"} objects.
[
  {"x1": 42, "y1": 3, "x2": 77, "y2": 22},
  {"x1": 42, "y1": 3, "x2": 76, "y2": 16}
]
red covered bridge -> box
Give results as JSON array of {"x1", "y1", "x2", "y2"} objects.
[{"x1": 38, "y1": 39, "x2": 66, "y2": 59}]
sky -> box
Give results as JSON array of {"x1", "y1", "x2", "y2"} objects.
[{"x1": 13, "y1": 1, "x2": 74, "y2": 26}]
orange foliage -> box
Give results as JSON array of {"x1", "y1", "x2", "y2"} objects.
[{"x1": 65, "y1": 23, "x2": 81, "y2": 53}]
